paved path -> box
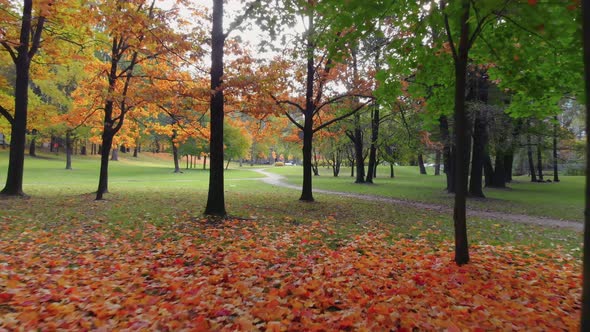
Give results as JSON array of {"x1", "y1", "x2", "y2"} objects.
[{"x1": 251, "y1": 169, "x2": 583, "y2": 232}]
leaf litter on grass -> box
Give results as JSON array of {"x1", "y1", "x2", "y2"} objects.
[{"x1": 0, "y1": 217, "x2": 581, "y2": 331}]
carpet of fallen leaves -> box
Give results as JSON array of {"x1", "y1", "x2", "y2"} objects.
[{"x1": 0, "y1": 217, "x2": 581, "y2": 331}]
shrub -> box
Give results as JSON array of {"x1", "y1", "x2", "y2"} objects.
[{"x1": 274, "y1": 162, "x2": 284, "y2": 166}]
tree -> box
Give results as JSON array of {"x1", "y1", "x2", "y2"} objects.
[
  {"x1": 0, "y1": 1, "x2": 47, "y2": 196},
  {"x1": 581, "y1": 0, "x2": 590, "y2": 327}
]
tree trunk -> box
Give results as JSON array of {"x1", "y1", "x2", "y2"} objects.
[
  {"x1": 133, "y1": 146, "x2": 138, "y2": 157},
  {"x1": 300, "y1": 115, "x2": 314, "y2": 200},
  {"x1": 239, "y1": 158, "x2": 243, "y2": 167},
  {"x1": 1, "y1": 1, "x2": 40, "y2": 197},
  {"x1": 390, "y1": 164, "x2": 394, "y2": 178},
  {"x1": 29, "y1": 136, "x2": 36, "y2": 157},
  {"x1": 65, "y1": 131, "x2": 73, "y2": 170},
  {"x1": 527, "y1": 133, "x2": 537, "y2": 182},
  {"x1": 96, "y1": 131, "x2": 113, "y2": 200},
  {"x1": 203, "y1": 155, "x2": 207, "y2": 170},
  {"x1": 483, "y1": 153, "x2": 494, "y2": 187},
  {"x1": 186, "y1": 155, "x2": 189, "y2": 170},
  {"x1": 172, "y1": 144, "x2": 181, "y2": 173},
  {"x1": 440, "y1": 115, "x2": 453, "y2": 192},
  {"x1": 418, "y1": 153, "x2": 427, "y2": 175},
  {"x1": 468, "y1": 111, "x2": 486, "y2": 197},
  {"x1": 204, "y1": 0, "x2": 227, "y2": 216},
  {"x1": 504, "y1": 151, "x2": 513, "y2": 183},
  {"x1": 366, "y1": 103, "x2": 380, "y2": 183},
  {"x1": 312, "y1": 147, "x2": 319, "y2": 176},
  {"x1": 449, "y1": 1, "x2": 470, "y2": 266},
  {"x1": 225, "y1": 158, "x2": 231, "y2": 170},
  {"x1": 553, "y1": 116, "x2": 559, "y2": 182},
  {"x1": 536, "y1": 138, "x2": 544, "y2": 181},
  {"x1": 580, "y1": 1, "x2": 590, "y2": 327},
  {"x1": 434, "y1": 150, "x2": 441, "y2": 175},
  {"x1": 111, "y1": 147, "x2": 119, "y2": 161}
]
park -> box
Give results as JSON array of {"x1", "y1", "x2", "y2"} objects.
[{"x1": 0, "y1": 0, "x2": 589, "y2": 330}]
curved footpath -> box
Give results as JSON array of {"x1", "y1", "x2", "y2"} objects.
[{"x1": 251, "y1": 169, "x2": 583, "y2": 232}]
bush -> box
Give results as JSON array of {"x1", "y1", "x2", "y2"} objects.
[{"x1": 274, "y1": 162, "x2": 284, "y2": 166}]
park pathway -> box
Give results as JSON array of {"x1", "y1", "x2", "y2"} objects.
[{"x1": 251, "y1": 168, "x2": 583, "y2": 232}]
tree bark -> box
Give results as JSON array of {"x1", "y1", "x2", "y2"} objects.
[
  {"x1": 553, "y1": 115, "x2": 559, "y2": 182},
  {"x1": 504, "y1": 151, "x2": 513, "y2": 183},
  {"x1": 390, "y1": 163, "x2": 394, "y2": 178},
  {"x1": 536, "y1": 138, "x2": 544, "y2": 181},
  {"x1": 527, "y1": 133, "x2": 537, "y2": 182},
  {"x1": 298, "y1": 9, "x2": 317, "y2": 202},
  {"x1": 225, "y1": 158, "x2": 231, "y2": 170},
  {"x1": 1, "y1": 0, "x2": 43, "y2": 197},
  {"x1": 172, "y1": 144, "x2": 181, "y2": 173},
  {"x1": 483, "y1": 153, "x2": 494, "y2": 187},
  {"x1": 366, "y1": 103, "x2": 380, "y2": 183},
  {"x1": 439, "y1": 115, "x2": 453, "y2": 192},
  {"x1": 29, "y1": 136, "x2": 36, "y2": 157},
  {"x1": 204, "y1": 0, "x2": 227, "y2": 216},
  {"x1": 418, "y1": 153, "x2": 427, "y2": 175},
  {"x1": 448, "y1": 1, "x2": 470, "y2": 265},
  {"x1": 203, "y1": 155, "x2": 207, "y2": 170},
  {"x1": 468, "y1": 111, "x2": 486, "y2": 197},
  {"x1": 65, "y1": 131, "x2": 73, "y2": 170},
  {"x1": 434, "y1": 150, "x2": 441, "y2": 175},
  {"x1": 580, "y1": 1, "x2": 590, "y2": 326},
  {"x1": 96, "y1": 130, "x2": 113, "y2": 200}
]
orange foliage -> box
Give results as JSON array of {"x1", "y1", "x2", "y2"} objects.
[{"x1": 0, "y1": 219, "x2": 580, "y2": 330}]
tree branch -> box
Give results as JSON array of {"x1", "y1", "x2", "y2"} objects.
[
  {"x1": 441, "y1": 1, "x2": 458, "y2": 62},
  {"x1": 313, "y1": 100, "x2": 371, "y2": 133},
  {"x1": 28, "y1": 16, "x2": 45, "y2": 58},
  {"x1": 284, "y1": 111, "x2": 303, "y2": 130},
  {"x1": 0, "y1": 104, "x2": 14, "y2": 125},
  {"x1": 1, "y1": 42, "x2": 17, "y2": 63}
]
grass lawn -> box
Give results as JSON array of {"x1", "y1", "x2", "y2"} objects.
[
  {"x1": 268, "y1": 164, "x2": 585, "y2": 222},
  {"x1": 0, "y1": 150, "x2": 583, "y2": 330}
]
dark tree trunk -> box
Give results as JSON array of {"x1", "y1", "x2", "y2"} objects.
[
  {"x1": 366, "y1": 103, "x2": 380, "y2": 183},
  {"x1": 81, "y1": 144, "x2": 87, "y2": 156},
  {"x1": 390, "y1": 164, "x2": 394, "y2": 178},
  {"x1": 96, "y1": 130, "x2": 113, "y2": 200},
  {"x1": 468, "y1": 111, "x2": 486, "y2": 197},
  {"x1": 440, "y1": 115, "x2": 453, "y2": 192},
  {"x1": 536, "y1": 139, "x2": 544, "y2": 181},
  {"x1": 239, "y1": 158, "x2": 243, "y2": 167},
  {"x1": 489, "y1": 152, "x2": 506, "y2": 188},
  {"x1": 504, "y1": 151, "x2": 513, "y2": 183},
  {"x1": 65, "y1": 131, "x2": 73, "y2": 170},
  {"x1": 527, "y1": 133, "x2": 537, "y2": 182},
  {"x1": 204, "y1": 0, "x2": 227, "y2": 216},
  {"x1": 434, "y1": 150, "x2": 441, "y2": 175},
  {"x1": 29, "y1": 136, "x2": 36, "y2": 157},
  {"x1": 353, "y1": 123, "x2": 364, "y2": 183},
  {"x1": 312, "y1": 147, "x2": 319, "y2": 176},
  {"x1": 133, "y1": 146, "x2": 138, "y2": 157},
  {"x1": 1, "y1": 0, "x2": 43, "y2": 196},
  {"x1": 580, "y1": 1, "x2": 590, "y2": 327},
  {"x1": 120, "y1": 145, "x2": 126, "y2": 153},
  {"x1": 483, "y1": 153, "x2": 494, "y2": 187},
  {"x1": 225, "y1": 158, "x2": 231, "y2": 170},
  {"x1": 172, "y1": 145, "x2": 181, "y2": 173},
  {"x1": 203, "y1": 155, "x2": 207, "y2": 170},
  {"x1": 553, "y1": 116, "x2": 559, "y2": 182},
  {"x1": 448, "y1": 1, "x2": 470, "y2": 265},
  {"x1": 418, "y1": 153, "x2": 427, "y2": 175},
  {"x1": 186, "y1": 155, "x2": 189, "y2": 170}
]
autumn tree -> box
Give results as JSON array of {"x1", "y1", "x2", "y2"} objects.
[
  {"x1": 78, "y1": 0, "x2": 192, "y2": 199},
  {"x1": 0, "y1": 0, "x2": 49, "y2": 196}
]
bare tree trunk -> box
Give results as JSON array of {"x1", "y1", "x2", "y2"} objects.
[
  {"x1": 418, "y1": 153, "x2": 427, "y2": 175},
  {"x1": 65, "y1": 131, "x2": 73, "y2": 170},
  {"x1": 536, "y1": 138, "x2": 544, "y2": 181},
  {"x1": 434, "y1": 150, "x2": 441, "y2": 175},
  {"x1": 553, "y1": 115, "x2": 559, "y2": 182},
  {"x1": 527, "y1": 133, "x2": 537, "y2": 182}
]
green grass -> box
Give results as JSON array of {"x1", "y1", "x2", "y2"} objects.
[
  {"x1": 269, "y1": 165, "x2": 584, "y2": 221},
  {"x1": 0, "y1": 149, "x2": 582, "y2": 255}
]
